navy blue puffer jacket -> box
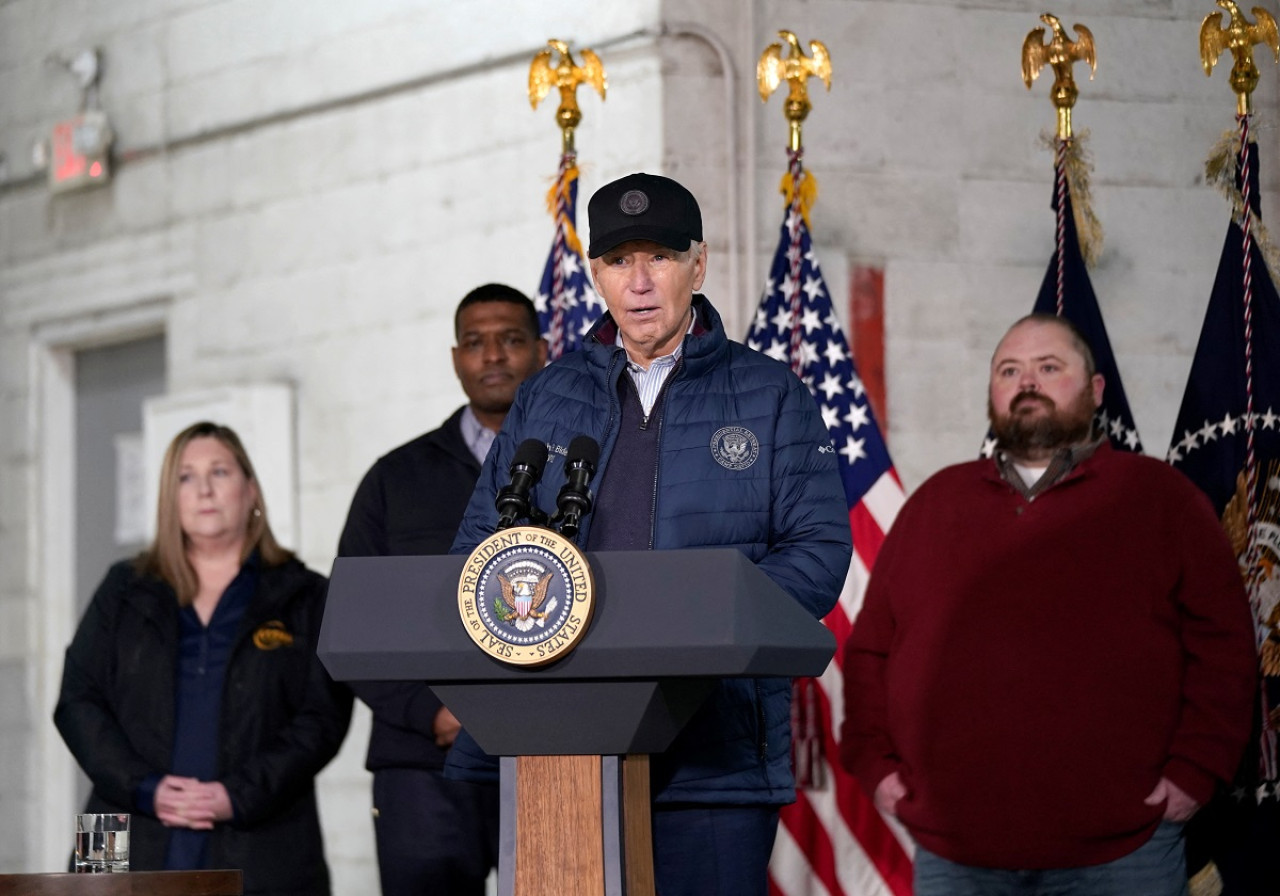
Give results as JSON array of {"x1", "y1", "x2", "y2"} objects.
[{"x1": 451, "y1": 296, "x2": 851, "y2": 804}]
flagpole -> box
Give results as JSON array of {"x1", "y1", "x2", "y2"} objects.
[
  {"x1": 1016, "y1": 14, "x2": 1148, "y2": 458},
  {"x1": 1021, "y1": 13, "x2": 1097, "y2": 317},
  {"x1": 1234, "y1": 124, "x2": 1273, "y2": 789},
  {"x1": 758, "y1": 29, "x2": 830, "y2": 383},
  {"x1": 1055, "y1": 141, "x2": 1067, "y2": 314},
  {"x1": 785, "y1": 149, "x2": 808, "y2": 378},
  {"x1": 528, "y1": 39, "x2": 606, "y2": 360},
  {"x1": 1237, "y1": 112, "x2": 1260, "y2": 601},
  {"x1": 760, "y1": 32, "x2": 832, "y2": 795}
]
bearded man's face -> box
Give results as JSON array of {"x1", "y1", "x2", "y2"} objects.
[
  {"x1": 988, "y1": 320, "x2": 1104, "y2": 461},
  {"x1": 988, "y1": 380, "x2": 1098, "y2": 459}
]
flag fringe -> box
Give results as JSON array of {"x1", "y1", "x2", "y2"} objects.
[
  {"x1": 779, "y1": 168, "x2": 819, "y2": 230},
  {"x1": 1040, "y1": 130, "x2": 1104, "y2": 268},
  {"x1": 1205, "y1": 126, "x2": 1280, "y2": 282}
]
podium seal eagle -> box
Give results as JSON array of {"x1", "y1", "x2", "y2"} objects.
[{"x1": 457, "y1": 525, "x2": 596, "y2": 667}]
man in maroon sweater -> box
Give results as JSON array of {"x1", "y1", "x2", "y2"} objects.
[{"x1": 840, "y1": 314, "x2": 1257, "y2": 895}]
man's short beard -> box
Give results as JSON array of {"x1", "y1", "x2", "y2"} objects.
[{"x1": 988, "y1": 385, "x2": 1097, "y2": 459}]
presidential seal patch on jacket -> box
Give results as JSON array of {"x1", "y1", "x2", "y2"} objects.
[
  {"x1": 711, "y1": 425, "x2": 760, "y2": 470},
  {"x1": 457, "y1": 526, "x2": 595, "y2": 667}
]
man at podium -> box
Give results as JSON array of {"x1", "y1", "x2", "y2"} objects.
[{"x1": 449, "y1": 173, "x2": 852, "y2": 896}]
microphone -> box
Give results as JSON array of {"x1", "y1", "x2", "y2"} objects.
[
  {"x1": 495, "y1": 439, "x2": 550, "y2": 530},
  {"x1": 554, "y1": 435, "x2": 600, "y2": 540}
]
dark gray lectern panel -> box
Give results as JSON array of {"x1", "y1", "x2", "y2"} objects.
[
  {"x1": 318, "y1": 547, "x2": 836, "y2": 757},
  {"x1": 318, "y1": 548, "x2": 835, "y2": 683},
  {"x1": 433, "y1": 679, "x2": 717, "y2": 755}
]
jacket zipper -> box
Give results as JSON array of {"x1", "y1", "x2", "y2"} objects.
[
  {"x1": 578, "y1": 353, "x2": 624, "y2": 545},
  {"x1": 755, "y1": 680, "x2": 768, "y2": 760},
  {"x1": 641, "y1": 357, "x2": 682, "y2": 550}
]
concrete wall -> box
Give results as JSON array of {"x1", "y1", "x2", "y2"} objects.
[
  {"x1": 2, "y1": 0, "x2": 1277, "y2": 889},
  {"x1": 721, "y1": 0, "x2": 1280, "y2": 483}
]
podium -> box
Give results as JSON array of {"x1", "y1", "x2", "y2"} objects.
[{"x1": 319, "y1": 548, "x2": 834, "y2": 896}]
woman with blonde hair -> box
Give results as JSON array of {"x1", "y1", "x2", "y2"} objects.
[{"x1": 55, "y1": 421, "x2": 351, "y2": 894}]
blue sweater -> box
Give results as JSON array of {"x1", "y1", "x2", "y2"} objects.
[{"x1": 451, "y1": 296, "x2": 851, "y2": 804}]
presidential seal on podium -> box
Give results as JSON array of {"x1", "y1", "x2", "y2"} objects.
[{"x1": 457, "y1": 525, "x2": 596, "y2": 667}]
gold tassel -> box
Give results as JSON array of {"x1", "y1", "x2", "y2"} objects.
[
  {"x1": 1204, "y1": 125, "x2": 1280, "y2": 282},
  {"x1": 545, "y1": 162, "x2": 578, "y2": 215},
  {"x1": 779, "y1": 168, "x2": 819, "y2": 230},
  {"x1": 1040, "y1": 131, "x2": 1104, "y2": 268},
  {"x1": 544, "y1": 162, "x2": 587, "y2": 257}
]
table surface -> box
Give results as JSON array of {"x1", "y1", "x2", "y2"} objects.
[{"x1": 0, "y1": 870, "x2": 243, "y2": 895}]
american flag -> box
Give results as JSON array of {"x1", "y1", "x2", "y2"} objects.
[
  {"x1": 533, "y1": 155, "x2": 604, "y2": 360},
  {"x1": 748, "y1": 158, "x2": 913, "y2": 896},
  {"x1": 984, "y1": 151, "x2": 1143, "y2": 457},
  {"x1": 1168, "y1": 124, "x2": 1280, "y2": 893}
]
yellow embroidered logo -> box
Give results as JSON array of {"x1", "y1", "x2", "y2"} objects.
[{"x1": 252, "y1": 620, "x2": 294, "y2": 650}]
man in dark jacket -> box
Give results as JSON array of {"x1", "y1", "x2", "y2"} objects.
[
  {"x1": 338, "y1": 283, "x2": 546, "y2": 896},
  {"x1": 449, "y1": 174, "x2": 852, "y2": 896}
]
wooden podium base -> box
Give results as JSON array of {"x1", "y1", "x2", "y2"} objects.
[{"x1": 501, "y1": 755, "x2": 654, "y2": 896}]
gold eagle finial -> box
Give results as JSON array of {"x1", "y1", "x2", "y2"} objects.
[
  {"x1": 1200, "y1": 0, "x2": 1280, "y2": 115},
  {"x1": 528, "y1": 39, "x2": 607, "y2": 154},
  {"x1": 758, "y1": 30, "x2": 832, "y2": 152},
  {"x1": 1022, "y1": 13, "x2": 1096, "y2": 140}
]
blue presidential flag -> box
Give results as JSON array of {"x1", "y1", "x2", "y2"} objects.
[
  {"x1": 1033, "y1": 179, "x2": 1142, "y2": 453},
  {"x1": 1169, "y1": 129, "x2": 1280, "y2": 896},
  {"x1": 1168, "y1": 142, "x2": 1280, "y2": 516}
]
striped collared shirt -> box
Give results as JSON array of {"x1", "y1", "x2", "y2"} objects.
[
  {"x1": 460, "y1": 405, "x2": 497, "y2": 465},
  {"x1": 617, "y1": 309, "x2": 695, "y2": 416}
]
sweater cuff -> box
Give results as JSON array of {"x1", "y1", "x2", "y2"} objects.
[
  {"x1": 838, "y1": 728, "x2": 901, "y2": 804},
  {"x1": 134, "y1": 774, "x2": 162, "y2": 815},
  {"x1": 1163, "y1": 757, "x2": 1217, "y2": 806},
  {"x1": 405, "y1": 687, "x2": 446, "y2": 737},
  {"x1": 846, "y1": 754, "x2": 901, "y2": 804}
]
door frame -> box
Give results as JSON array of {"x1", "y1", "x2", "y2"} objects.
[{"x1": 32, "y1": 301, "x2": 167, "y2": 871}]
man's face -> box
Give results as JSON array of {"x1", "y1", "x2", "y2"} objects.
[
  {"x1": 452, "y1": 302, "x2": 547, "y2": 419},
  {"x1": 590, "y1": 239, "x2": 707, "y2": 367},
  {"x1": 987, "y1": 320, "x2": 1104, "y2": 459}
]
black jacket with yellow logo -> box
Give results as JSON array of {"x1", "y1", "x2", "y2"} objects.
[{"x1": 54, "y1": 557, "x2": 352, "y2": 895}]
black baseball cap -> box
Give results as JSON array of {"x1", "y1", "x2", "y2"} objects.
[{"x1": 587, "y1": 173, "x2": 703, "y2": 258}]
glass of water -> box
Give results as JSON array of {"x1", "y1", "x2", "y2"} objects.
[{"x1": 74, "y1": 813, "x2": 129, "y2": 873}]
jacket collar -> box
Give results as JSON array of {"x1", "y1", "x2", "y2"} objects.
[
  {"x1": 584, "y1": 294, "x2": 727, "y2": 378},
  {"x1": 983, "y1": 437, "x2": 1114, "y2": 494},
  {"x1": 428, "y1": 406, "x2": 484, "y2": 471},
  {"x1": 123, "y1": 553, "x2": 304, "y2": 623}
]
